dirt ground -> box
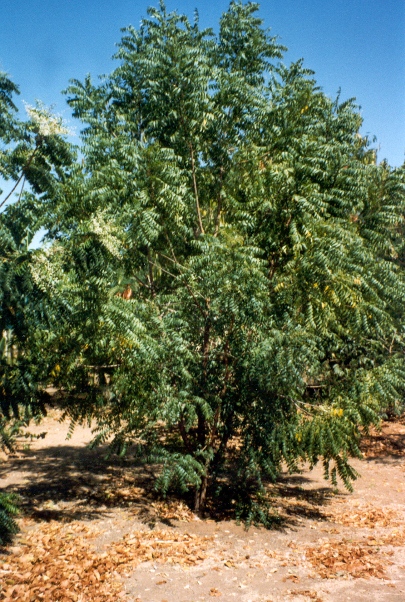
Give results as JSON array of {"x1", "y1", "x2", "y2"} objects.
[{"x1": 1, "y1": 410, "x2": 404, "y2": 602}]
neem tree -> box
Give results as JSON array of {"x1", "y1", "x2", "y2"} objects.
[
  {"x1": 0, "y1": 71, "x2": 74, "y2": 423},
  {"x1": 0, "y1": 71, "x2": 74, "y2": 540},
  {"x1": 2, "y1": 1, "x2": 405, "y2": 523}
]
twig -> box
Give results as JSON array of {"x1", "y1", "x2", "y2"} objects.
[
  {"x1": 0, "y1": 147, "x2": 38, "y2": 210},
  {"x1": 189, "y1": 142, "x2": 204, "y2": 235}
]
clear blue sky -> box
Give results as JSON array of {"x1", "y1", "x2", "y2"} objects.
[{"x1": 1, "y1": 0, "x2": 404, "y2": 166}]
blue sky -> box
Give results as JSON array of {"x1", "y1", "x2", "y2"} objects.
[{"x1": 1, "y1": 0, "x2": 404, "y2": 166}]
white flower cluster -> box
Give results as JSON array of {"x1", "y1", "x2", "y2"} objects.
[
  {"x1": 90, "y1": 211, "x2": 122, "y2": 258},
  {"x1": 24, "y1": 101, "x2": 71, "y2": 137}
]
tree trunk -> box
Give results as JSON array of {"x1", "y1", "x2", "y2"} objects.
[{"x1": 194, "y1": 473, "x2": 208, "y2": 513}]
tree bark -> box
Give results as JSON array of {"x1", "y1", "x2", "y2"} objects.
[{"x1": 194, "y1": 472, "x2": 208, "y2": 513}]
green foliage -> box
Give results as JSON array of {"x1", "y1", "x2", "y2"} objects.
[
  {"x1": 1, "y1": 2, "x2": 405, "y2": 523},
  {"x1": 0, "y1": 492, "x2": 20, "y2": 545},
  {"x1": 0, "y1": 68, "x2": 75, "y2": 419},
  {"x1": 0, "y1": 72, "x2": 75, "y2": 543}
]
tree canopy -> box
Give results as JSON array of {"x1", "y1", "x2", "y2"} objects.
[{"x1": 1, "y1": 1, "x2": 405, "y2": 525}]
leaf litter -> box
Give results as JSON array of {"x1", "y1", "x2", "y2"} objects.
[
  {"x1": 303, "y1": 529, "x2": 405, "y2": 580},
  {"x1": 1, "y1": 415, "x2": 405, "y2": 600},
  {"x1": 0, "y1": 520, "x2": 212, "y2": 601},
  {"x1": 325, "y1": 501, "x2": 402, "y2": 529}
]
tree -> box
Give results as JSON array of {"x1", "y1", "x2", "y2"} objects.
[
  {"x1": 2, "y1": 1, "x2": 405, "y2": 525},
  {"x1": 0, "y1": 69, "x2": 75, "y2": 417},
  {"x1": 0, "y1": 71, "x2": 75, "y2": 542}
]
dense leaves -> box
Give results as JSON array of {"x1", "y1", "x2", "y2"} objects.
[
  {"x1": 1, "y1": 1, "x2": 405, "y2": 525},
  {"x1": 0, "y1": 492, "x2": 19, "y2": 545}
]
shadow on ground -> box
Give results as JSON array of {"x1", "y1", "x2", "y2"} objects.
[
  {"x1": 360, "y1": 428, "x2": 405, "y2": 464},
  {"x1": 1, "y1": 441, "x2": 340, "y2": 529},
  {"x1": 0, "y1": 444, "x2": 157, "y2": 523},
  {"x1": 3, "y1": 420, "x2": 403, "y2": 530}
]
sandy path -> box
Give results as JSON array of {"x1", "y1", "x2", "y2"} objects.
[{"x1": 1, "y1": 410, "x2": 404, "y2": 601}]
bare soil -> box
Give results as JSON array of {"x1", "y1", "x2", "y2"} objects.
[{"x1": 1, "y1": 410, "x2": 405, "y2": 602}]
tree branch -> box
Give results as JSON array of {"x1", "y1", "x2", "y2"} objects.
[
  {"x1": 0, "y1": 146, "x2": 39, "y2": 210},
  {"x1": 189, "y1": 142, "x2": 204, "y2": 235}
]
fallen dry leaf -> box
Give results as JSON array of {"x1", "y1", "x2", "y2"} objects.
[
  {"x1": 326, "y1": 503, "x2": 401, "y2": 529},
  {"x1": 284, "y1": 574, "x2": 300, "y2": 583},
  {"x1": 289, "y1": 589, "x2": 324, "y2": 602},
  {"x1": 0, "y1": 521, "x2": 213, "y2": 601},
  {"x1": 210, "y1": 587, "x2": 222, "y2": 597},
  {"x1": 304, "y1": 537, "x2": 394, "y2": 579},
  {"x1": 150, "y1": 500, "x2": 197, "y2": 522},
  {"x1": 109, "y1": 528, "x2": 212, "y2": 569}
]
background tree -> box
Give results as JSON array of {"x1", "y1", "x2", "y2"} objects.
[
  {"x1": 0, "y1": 71, "x2": 75, "y2": 542},
  {"x1": 2, "y1": 1, "x2": 405, "y2": 525},
  {"x1": 0, "y1": 70, "x2": 75, "y2": 419}
]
